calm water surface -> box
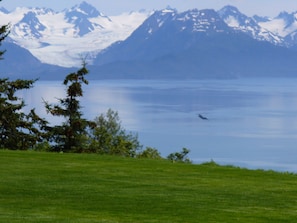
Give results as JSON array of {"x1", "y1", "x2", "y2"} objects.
[{"x1": 21, "y1": 78, "x2": 297, "y2": 172}]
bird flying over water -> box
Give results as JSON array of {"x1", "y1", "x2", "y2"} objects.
[{"x1": 198, "y1": 114, "x2": 208, "y2": 120}]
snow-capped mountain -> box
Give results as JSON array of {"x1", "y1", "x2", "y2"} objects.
[
  {"x1": 65, "y1": 1, "x2": 102, "y2": 20},
  {"x1": 260, "y1": 11, "x2": 297, "y2": 37},
  {"x1": 218, "y1": 6, "x2": 283, "y2": 45},
  {"x1": 0, "y1": 38, "x2": 71, "y2": 80},
  {"x1": 258, "y1": 11, "x2": 297, "y2": 47},
  {"x1": 1, "y1": 1, "x2": 150, "y2": 67},
  {"x1": 94, "y1": 8, "x2": 236, "y2": 66},
  {"x1": 64, "y1": 1, "x2": 105, "y2": 37},
  {"x1": 134, "y1": 6, "x2": 177, "y2": 39},
  {"x1": 176, "y1": 8, "x2": 230, "y2": 33},
  {"x1": 92, "y1": 7, "x2": 297, "y2": 79},
  {"x1": 2, "y1": 2, "x2": 297, "y2": 79},
  {"x1": 3, "y1": 2, "x2": 297, "y2": 68},
  {"x1": 13, "y1": 12, "x2": 46, "y2": 39}
]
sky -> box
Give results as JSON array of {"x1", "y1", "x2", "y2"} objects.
[{"x1": 1, "y1": 0, "x2": 297, "y2": 17}]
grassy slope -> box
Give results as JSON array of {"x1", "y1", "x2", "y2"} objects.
[{"x1": 0, "y1": 150, "x2": 297, "y2": 223}]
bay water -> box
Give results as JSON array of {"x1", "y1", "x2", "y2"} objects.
[{"x1": 20, "y1": 78, "x2": 297, "y2": 172}]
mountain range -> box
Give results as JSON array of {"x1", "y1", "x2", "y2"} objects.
[{"x1": 1, "y1": 2, "x2": 297, "y2": 79}]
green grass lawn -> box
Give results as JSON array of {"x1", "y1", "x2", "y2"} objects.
[{"x1": 1, "y1": 150, "x2": 297, "y2": 222}]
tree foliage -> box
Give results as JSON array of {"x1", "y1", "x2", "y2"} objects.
[
  {"x1": 0, "y1": 78, "x2": 48, "y2": 150},
  {"x1": 167, "y1": 148, "x2": 192, "y2": 163},
  {"x1": 88, "y1": 109, "x2": 141, "y2": 157},
  {"x1": 45, "y1": 62, "x2": 95, "y2": 152},
  {"x1": 0, "y1": 3, "x2": 47, "y2": 150},
  {"x1": 137, "y1": 147, "x2": 162, "y2": 159},
  {"x1": 0, "y1": 6, "x2": 9, "y2": 59}
]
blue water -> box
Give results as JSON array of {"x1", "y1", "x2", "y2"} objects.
[{"x1": 21, "y1": 78, "x2": 297, "y2": 172}]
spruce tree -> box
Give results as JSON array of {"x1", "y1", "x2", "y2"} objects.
[
  {"x1": 0, "y1": 0, "x2": 9, "y2": 60},
  {"x1": 0, "y1": 79, "x2": 48, "y2": 149},
  {"x1": 0, "y1": 1, "x2": 48, "y2": 150},
  {"x1": 45, "y1": 62, "x2": 94, "y2": 152}
]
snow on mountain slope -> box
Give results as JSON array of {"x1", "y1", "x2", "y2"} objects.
[
  {"x1": 1, "y1": 2, "x2": 150, "y2": 67},
  {"x1": 175, "y1": 8, "x2": 229, "y2": 33},
  {"x1": 259, "y1": 18, "x2": 288, "y2": 37},
  {"x1": 259, "y1": 11, "x2": 297, "y2": 37},
  {"x1": 14, "y1": 12, "x2": 46, "y2": 39},
  {"x1": 256, "y1": 11, "x2": 297, "y2": 47},
  {"x1": 218, "y1": 6, "x2": 283, "y2": 45},
  {"x1": 2, "y1": 2, "x2": 297, "y2": 68}
]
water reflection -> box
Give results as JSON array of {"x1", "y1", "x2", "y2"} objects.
[
  {"x1": 83, "y1": 85, "x2": 140, "y2": 129},
  {"x1": 18, "y1": 78, "x2": 297, "y2": 172}
]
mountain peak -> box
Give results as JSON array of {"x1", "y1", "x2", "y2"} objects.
[
  {"x1": 218, "y1": 5, "x2": 240, "y2": 16},
  {"x1": 276, "y1": 11, "x2": 296, "y2": 28},
  {"x1": 174, "y1": 9, "x2": 230, "y2": 33},
  {"x1": 218, "y1": 5, "x2": 282, "y2": 44},
  {"x1": 218, "y1": 5, "x2": 257, "y2": 29},
  {"x1": 162, "y1": 5, "x2": 177, "y2": 13},
  {"x1": 14, "y1": 11, "x2": 46, "y2": 39},
  {"x1": 65, "y1": 1, "x2": 111, "y2": 24},
  {"x1": 277, "y1": 11, "x2": 291, "y2": 18},
  {"x1": 218, "y1": 5, "x2": 246, "y2": 20},
  {"x1": 69, "y1": 1, "x2": 101, "y2": 18},
  {"x1": 64, "y1": 1, "x2": 108, "y2": 36},
  {"x1": 133, "y1": 8, "x2": 176, "y2": 37}
]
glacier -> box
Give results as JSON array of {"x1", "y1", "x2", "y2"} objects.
[
  {"x1": 1, "y1": 3, "x2": 151, "y2": 67},
  {"x1": 2, "y1": 2, "x2": 297, "y2": 68}
]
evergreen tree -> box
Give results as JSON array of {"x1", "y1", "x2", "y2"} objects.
[
  {"x1": 0, "y1": 79, "x2": 48, "y2": 150},
  {"x1": 45, "y1": 62, "x2": 94, "y2": 152},
  {"x1": 0, "y1": 1, "x2": 9, "y2": 60},
  {"x1": 0, "y1": 1, "x2": 48, "y2": 150}
]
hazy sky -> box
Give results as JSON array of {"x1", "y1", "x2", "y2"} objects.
[{"x1": 1, "y1": 0, "x2": 297, "y2": 17}]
